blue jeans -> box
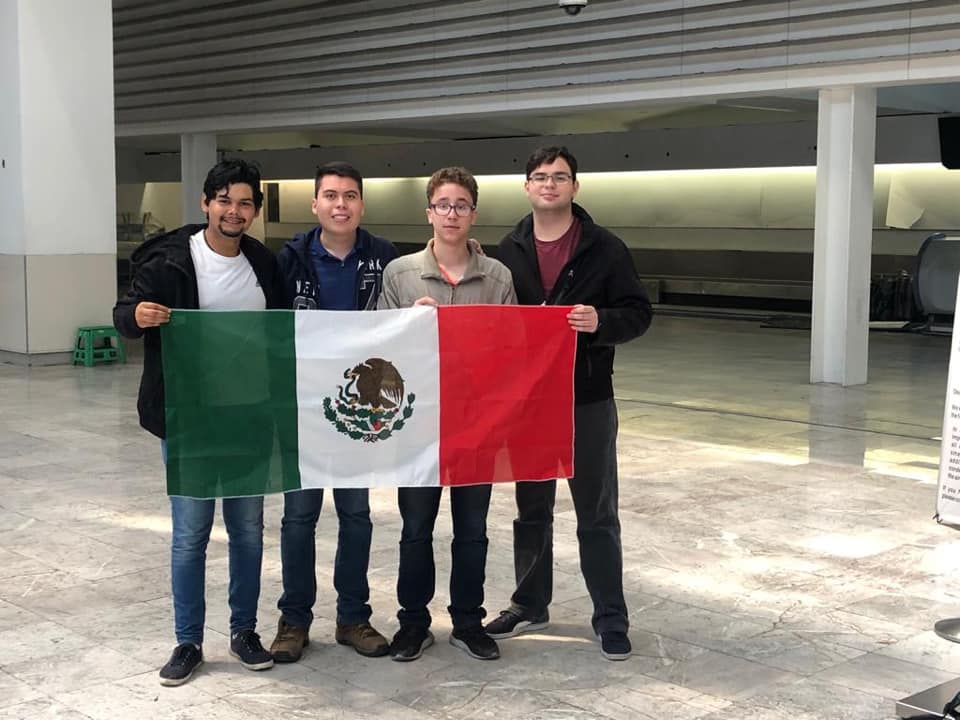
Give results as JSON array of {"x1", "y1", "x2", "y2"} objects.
[
  {"x1": 170, "y1": 495, "x2": 264, "y2": 645},
  {"x1": 396, "y1": 484, "x2": 491, "y2": 630},
  {"x1": 278, "y1": 488, "x2": 374, "y2": 628},
  {"x1": 163, "y1": 441, "x2": 265, "y2": 645}
]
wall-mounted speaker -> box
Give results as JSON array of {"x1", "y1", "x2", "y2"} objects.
[
  {"x1": 939, "y1": 116, "x2": 960, "y2": 170},
  {"x1": 265, "y1": 183, "x2": 280, "y2": 222}
]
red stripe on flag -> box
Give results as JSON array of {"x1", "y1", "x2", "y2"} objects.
[{"x1": 437, "y1": 305, "x2": 576, "y2": 487}]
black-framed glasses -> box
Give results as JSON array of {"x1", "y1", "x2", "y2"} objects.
[
  {"x1": 528, "y1": 172, "x2": 572, "y2": 185},
  {"x1": 428, "y1": 201, "x2": 476, "y2": 217}
]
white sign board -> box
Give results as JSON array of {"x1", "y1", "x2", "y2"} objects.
[{"x1": 936, "y1": 276, "x2": 960, "y2": 527}]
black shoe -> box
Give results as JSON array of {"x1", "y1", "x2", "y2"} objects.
[
  {"x1": 230, "y1": 629, "x2": 275, "y2": 670},
  {"x1": 450, "y1": 625, "x2": 500, "y2": 660},
  {"x1": 484, "y1": 608, "x2": 549, "y2": 639},
  {"x1": 389, "y1": 626, "x2": 434, "y2": 662},
  {"x1": 159, "y1": 643, "x2": 203, "y2": 686},
  {"x1": 597, "y1": 630, "x2": 631, "y2": 661}
]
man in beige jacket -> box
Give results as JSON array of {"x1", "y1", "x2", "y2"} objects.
[{"x1": 378, "y1": 166, "x2": 515, "y2": 662}]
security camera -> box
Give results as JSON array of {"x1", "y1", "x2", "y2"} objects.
[{"x1": 558, "y1": 0, "x2": 588, "y2": 16}]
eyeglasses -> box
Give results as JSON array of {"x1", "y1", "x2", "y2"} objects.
[
  {"x1": 429, "y1": 201, "x2": 475, "y2": 217},
  {"x1": 528, "y1": 172, "x2": 573, "y2": 185}
]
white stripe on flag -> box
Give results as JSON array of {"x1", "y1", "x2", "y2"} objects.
[{"x1": 294, "y1": 306, "x2": 441, "y2": 488}]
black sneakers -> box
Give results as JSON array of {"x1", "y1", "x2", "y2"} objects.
[
  {"x1": 160, "y1": 631, "x2": 274, "y2": 685},
  {"x1": 484, "y1": 609, "x2": 550, "y2": 639},
  {"x1": 450, "y1": 625, "x2": 500, "y2": 660},
  {"x1": 159, "y1": 643, "x2": 203, "y2": 686},
  {"x1": 389, "y1": 625, "x2": 434, "y2": 662},
  {"x1": 229, "y1": 629, "x2": 275, "y2": 670},
  {"x1": 597, "y1": 630, "x2": 632, "y2": 661}
]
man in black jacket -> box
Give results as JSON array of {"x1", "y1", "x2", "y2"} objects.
[
  {"x1": 485, "y1": 146, "x2": 652, "y2": 661},
  {"x1": 269, "y1": 162, "x2": 398, "y2": 663},
  {"x1": 114, "y1": 159, "x2": 286, "y2": 686}
]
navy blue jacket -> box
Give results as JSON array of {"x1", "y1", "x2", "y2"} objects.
[{"x1": 277, "y1": 227, "x2": 399, "y2": 311}]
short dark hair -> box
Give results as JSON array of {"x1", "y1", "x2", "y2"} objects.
[
  {"x1": 203, "y1": 159, "x2": 264, "y2": 210},
  {"x1": 315, "y1": 161, "x2": 363, "y2": 197},
  {"x1": 525, "y1": 146, "x2": 578, "y2": 181},
  {"x1": 426, "y1": 166, "x2": 478, "y2": 206}
]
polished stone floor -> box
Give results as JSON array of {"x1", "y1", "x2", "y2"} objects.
[{"x1": 0, "y1": 315, "x2": 957, "y2": 719}]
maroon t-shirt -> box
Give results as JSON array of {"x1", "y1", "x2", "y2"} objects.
[{"x1": 535, "y1": 218, "x2": 581, "y2": 298}]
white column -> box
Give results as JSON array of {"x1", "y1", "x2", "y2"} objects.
[
  {"x1": 810, "y1": 86, "x2": 877, "y2": 386},
  {"x1": 0, "y1": 0, "x2": 116, "y2": 363},
  {"x1": 181, "y1": 133, "x2": 218, "y2": 224}
]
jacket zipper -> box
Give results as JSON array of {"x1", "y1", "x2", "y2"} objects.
[
  {"x1": 550, "y1": 267, "x2": 576, "y2": 305},
  {"x1": 520, "y1": 235, "x2": 592, "y2": 377}
]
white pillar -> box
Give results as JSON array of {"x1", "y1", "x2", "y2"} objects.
[
  {"x1": 181, "y1": 133, "x2": 218, "y2": 224},
  {"x1": 0, "y1": 0, "x2": 116, "y2": 363},
  {"x1": 810, "y1": 86, "x2": 877, "y2": 386}
]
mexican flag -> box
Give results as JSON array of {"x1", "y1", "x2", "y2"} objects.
[{"x1": 160, "y1": 306, "x2": 576, "y2": 498}]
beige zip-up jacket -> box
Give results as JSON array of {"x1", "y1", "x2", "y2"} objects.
[{"x1": 378, "y1": 239, "x2": 516, "y2": 308}]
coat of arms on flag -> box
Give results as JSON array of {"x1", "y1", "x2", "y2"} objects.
[{"x1": 323, "y1": 358, "x2": 416, "y2": 442}]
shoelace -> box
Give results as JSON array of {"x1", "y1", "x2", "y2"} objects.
[
  {"x1": 458, "y1": 626, "x2": 488, "y2": 641},
  {"x1": 357, "y1": 625, "x2": 382, "y2": 641},
  {"x1": 171, "y1": 645, "x2": 197, "y2": 666},
  {"x1": 236, "y1": 632, "x2": 265, "y2": 653},
  {"x1": 493, "y1": 610, "x2": 522, "y2": 626},
  {"x1": 277, "y1": 625, "x2": 301, "y2": 642}
]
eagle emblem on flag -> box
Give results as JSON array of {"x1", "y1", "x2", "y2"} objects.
[{"x1": 323, "y1": 358, "x2": 416, "y2": 442}]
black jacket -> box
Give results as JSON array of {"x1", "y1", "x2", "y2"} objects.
[
  {"x1": 113, "y1": 224, "x2": 286, "y2": 438},
  {"x1": 276, "y1": 226, "x2": 399, "y2": 310},
  {"x1": 498, "y1": 204, "x2": 652, "y2": 405}
]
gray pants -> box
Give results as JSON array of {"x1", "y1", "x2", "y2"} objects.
[{"x1": 509, "y1": 398, "x2": 628, "y2": 634}]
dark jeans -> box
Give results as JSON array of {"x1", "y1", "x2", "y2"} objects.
[
  {"x1": 396, "y1": 484, "x2": 492, "y2": 630},
  {"x1": 278, "y1": 487, "x2": 374, "y2": 628},
  {"x1": 510, "y1": 399, "x2": 628, "y2": 634}
]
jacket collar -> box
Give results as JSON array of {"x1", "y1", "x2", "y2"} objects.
[
  {"x1": 130, "y1": 223, "x2": 204, "y2": 267},
  {"x1": 511, "y1": 203, "x2": 597, "y2": 259},
  {"x1": 303, "y1": 226, "x2": 373, "y2": 258},
  {"x1": 421, "y1": 239, "x2": 485, "y2": 283}
]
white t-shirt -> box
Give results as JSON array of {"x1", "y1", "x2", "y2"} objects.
[{"x1": 189, "y1": 230, "x2": 266, "y2": 310}]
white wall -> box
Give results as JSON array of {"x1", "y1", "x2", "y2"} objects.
[
  {"x1": 116, "y1": 166, "x2": 960, "y2": 258},
  {"x1": 0, "y1": 0, "x2": 25, "y2": 256},
  {"x1": 18, "y1": 0, "x2": 115, "y2": 255},
  {"x1": 1, "y1": 0, "x2": 117, "y2": 357},
  {"x1": 113, "y1": 114, "x2": 955, "y2": 257},
  {"x1": 257, "y1": 164, "x2": 960, "y2": 256}
]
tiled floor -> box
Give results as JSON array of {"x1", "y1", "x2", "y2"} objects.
[{"x1": 1, "y1": 315, "x2": 958, "y2": 719}]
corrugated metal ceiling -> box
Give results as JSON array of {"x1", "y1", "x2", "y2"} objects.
[{"x1": 112, "y1": 0, "x2": 960, "y2": 135}]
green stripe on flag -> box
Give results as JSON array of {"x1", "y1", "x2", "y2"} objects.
[{"x1": 161, "y1": 310, "x2": 301, "y2": 498}]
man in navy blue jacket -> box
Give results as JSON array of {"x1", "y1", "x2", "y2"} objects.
[{"x1": 271, "y1": 162, "x2": 398, "y2": 662}]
